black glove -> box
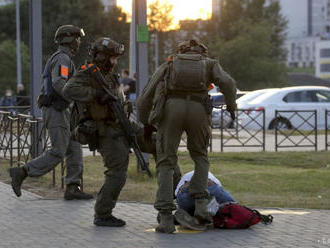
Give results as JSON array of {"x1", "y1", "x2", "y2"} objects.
[
  {"x1": 226, "y1": 104, "x2": 236, "y2": 121},
  {"x1": 226, "y1": 103, "x2": 237, "y2": 120},
  {"x1": 229, "y1": 110, "x2": 235, "y2": 121},
  {"x1": 144, "y1": 124, "x2": 157, "y2": 141}
]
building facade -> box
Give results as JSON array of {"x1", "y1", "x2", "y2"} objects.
[
  {"x1": 273, "y1": 0, "x2": 330, "y2": 68},
  {"x1": 315, "y1": 40, "x2": 330, "y2": 78}
]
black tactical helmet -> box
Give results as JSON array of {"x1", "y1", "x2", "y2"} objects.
[
  {"x1": 54, "y1": 25, "x2": 85, "y2": 44},
  {"x1": 89, "y1": 37, "x2": 125, "y2": 60},
  {"x1": 177, "y1": 39, "x2": 208, "y2": 54},
  {"x1": 89, "y1": 37, "x2": 124, "y2": 71}
]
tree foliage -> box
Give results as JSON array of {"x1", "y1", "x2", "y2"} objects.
[
  {"x1": 0, "y1": 0, "x2": 130, "y2": 96},
  {"x1": 147, "y1": 0, "x2": 174, "y2": 72},
  {"x1": 145, "y1": 0, "x2": 288, "y2": 90},
  {"x1": 208, "y1": 0, "x2": 288, "y2": 90},
  {"x1": 153, "y1": 0, "x2": 288, "y2": 90},
  {"x1": 209, "y1": 21, "x2": 287, "y2": 89},
  {"x1": 0, "y1": 0, "x2": 130, "y2": 78},
  {"x1": 148, "y1": 0, "x2": 173, "y2": 32},
  {"x1": 0, "y1": 40, "x2": 30, "y2": 95},
  {"x1": 0, "y1": 0, "x2": 288, "y2": 92}
]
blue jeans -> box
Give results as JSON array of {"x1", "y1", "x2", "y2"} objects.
[{"x1": 176, "y1": 184, "x2": 236, "y2": 216}]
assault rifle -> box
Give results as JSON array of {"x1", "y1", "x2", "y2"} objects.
[{"x1": 89, "y1": 65, "x2": 152, "y2": 177}]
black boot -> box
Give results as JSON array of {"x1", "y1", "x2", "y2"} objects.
[
  {"x1": 156, "y1": 212, "x2": 176, "y2": 234},
  {"x1": 9, "y1": 167, "x2": 27, "y2": 197},
  {"x1": 174, "y1": 209, "x2": 206, "y2": 231},
  {"x1": 194, "y1": 198, "x2": 213, "y2": 226},
  {"x1": 94, "y1": 215, "x2": 126, "y2": 227},
  {"x1": 64, "y1": 184, "x2": 93, "y2": 200},
  {"x1": 157, "y1": 212, "x2": 180, "y2": 225}
]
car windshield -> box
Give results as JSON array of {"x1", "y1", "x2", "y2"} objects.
[
  {"x1": 237, "y1": 90, "x2": 270, "y2": 104},
  {"x1": 249, "y1": 89, "x2": 281, "y2": 104}
]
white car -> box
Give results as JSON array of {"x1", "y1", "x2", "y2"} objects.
[
  {"x1": 238, "y1": 86, "x2": 330, "y2": 130},
  {"x1": 211, "y1": 88, "x2": 276, "y2": 128},
  {"x1": 236, "y1": 88, "x2": 279, "y2": 105}
]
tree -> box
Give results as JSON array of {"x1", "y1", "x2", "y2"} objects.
[
  {"x1": 148, "y1": 0, "x2": 174, "y2": 71},
  {"x1": 0, "y1": 1, "x2": 29, "y2": 50},
  {"x1": 148, "y1": 0, "x2": 173, "y2": 33},
  {"x1": 0, "y1": 0, "x2": 130, "y2": 68},
  {"x1": 217, "y1": 0, "x2": 244, "y2": 41},
  {"x1": 0, "y1": 40, "x2": 30, "y2": 95},
  {"x1": 207, "y1": 0, "x2": 288, "y2": 90},
  {"x1": 209, "y1": 21, "x2": 287, "y2": 90},
  {"x1": 264, "y1": 1, "x2": 288, "y2": 61}
]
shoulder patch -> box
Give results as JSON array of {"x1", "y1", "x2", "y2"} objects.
[{"x1": 60, "y1": 65, "x2": 69, "y2": 79}]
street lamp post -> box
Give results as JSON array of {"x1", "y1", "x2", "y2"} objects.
[
  {"x1": 16, "y1": 0, "x2": 22, "y2": 87},
  {"x1": 130, "y1": 0, "x2": 150, "y2": 169},
  {"x1": 130, "y1": 0, "x2": 149, "y2": 97},
  {"x1": 29, "y1": 0, "x2": 42, "y2": 156}
]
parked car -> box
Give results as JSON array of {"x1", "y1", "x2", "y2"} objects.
[
  {"x1": 236, "y1": 88, "x2": 279, "y2": 105},
  {"x1": 209, "y1": 84, "x2": 247, "y2": 104},
  {"x1": 237, "y1": 86, "x2": 330, "y2": 130},
  {"x1": 211, "y1": 92, "x2": 247, "y2": 107},
  {"x1": 211, "y1": 88, "x2": 276, "y2": 128}
]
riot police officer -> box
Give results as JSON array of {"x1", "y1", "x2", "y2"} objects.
[
  {"x1": 9, "y1": 25, "x2": 93, "y2": 200},
  {"x1": 63, "y1": 37, "x2": 130, "y2": 226},
  {"x1": 137, "y1": 39, "x2": 237, "y2": 233}
]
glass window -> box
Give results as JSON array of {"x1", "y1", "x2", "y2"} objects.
[
  {"x1": 320, "y1": 63, "x2": 330, "y2": 72},
  {"x1": 320, "y1": 48, "x2": 330, "y2": 58},
  {"x1": 283, "y1": 92, "x2": 301, "y2": 102},
  {"x1": 283, "y1": 91, "x2": 317, "y2": 103},
  {"x1": 300, "y1": 91, "x2": 316, "y2": 102},
  {"x1": 316, "y1": 90, "x2": 330, "y2": 102}
]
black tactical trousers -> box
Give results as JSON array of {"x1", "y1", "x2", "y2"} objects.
[{"x1": 94, "y1": 125, "x2": 130, "y2": 219}]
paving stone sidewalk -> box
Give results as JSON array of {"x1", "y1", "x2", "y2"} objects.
[{"x1": 0, "y1": 182, "x2": 329, "y2": 248}]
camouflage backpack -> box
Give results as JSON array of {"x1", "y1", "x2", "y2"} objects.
[{"x1": 167, "y1": 53, "x2": 208, "y2": 92}]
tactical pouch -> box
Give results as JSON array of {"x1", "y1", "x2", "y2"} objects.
[
  {"x1": 52, "y1": 97, "x2": 70, "y2": 111},
  {"x1": 168, "y1": 54, "x2": 208, "y2": 92},
  {"x1": 37, "y1": 94, "x2": 53, "y2": 108},
  {"x1": 148, "y1": 81, "x2": 167, "y2": 128},
  {"x1": 72, "y1": 120, "x2": 99, "y2": 151}
]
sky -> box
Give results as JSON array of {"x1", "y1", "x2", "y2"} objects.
[{"x1": 117, "y1": 0, "x2": 212, "y2": 28}]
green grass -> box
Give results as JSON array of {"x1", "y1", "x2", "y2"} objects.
[
  {"x1": 1, "y1": 151, "x2": 329, "y2": 209},
  {"x1": 288, "y1": 67, "x2": 315, "y2": 75}
]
